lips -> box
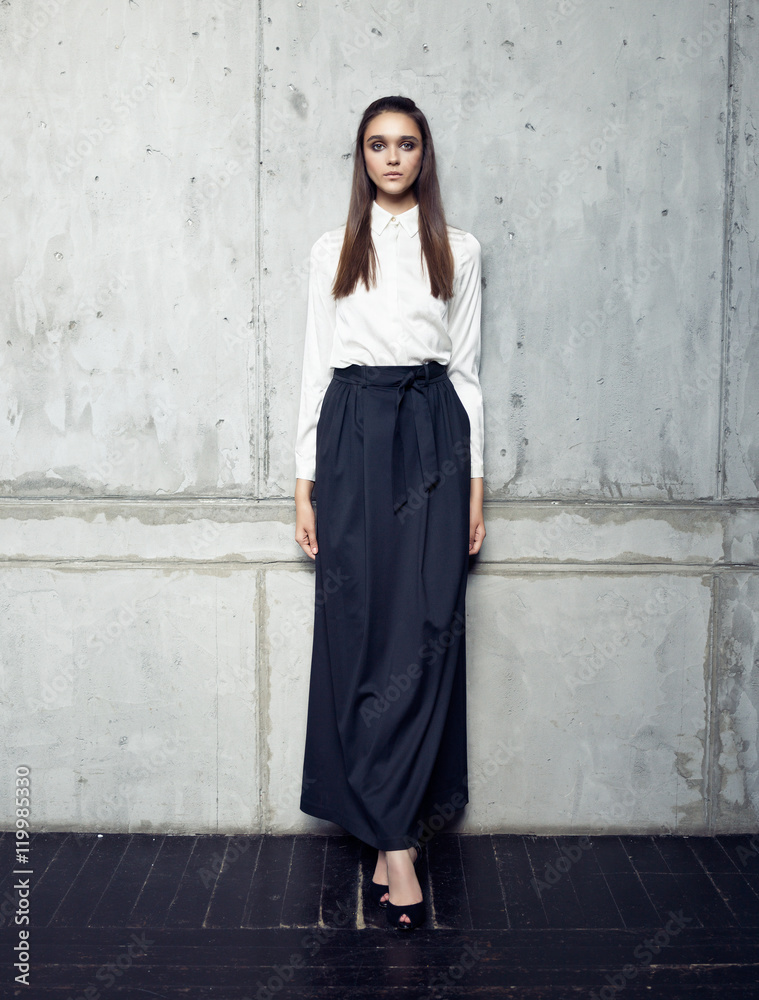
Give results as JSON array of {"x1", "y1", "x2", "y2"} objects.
[{"x1": 384, "y1": 173, "x2": 402, "y2": 179}]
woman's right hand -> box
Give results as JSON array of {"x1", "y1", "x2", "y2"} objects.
[{"x1": 295, "y1": 478, "x2": 318, "y2": 560}]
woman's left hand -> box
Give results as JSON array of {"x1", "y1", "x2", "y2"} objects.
[{"x1": 469, "y1": 477, "x2": 486, "y2": 555}]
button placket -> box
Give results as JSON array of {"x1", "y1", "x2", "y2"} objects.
[{"x1": 388, "y1": 222, "x2": 400, "y2": 349}]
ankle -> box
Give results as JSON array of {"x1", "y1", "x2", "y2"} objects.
[{"x1": 386, "y1": 845, "x2": 416, "y2": 865}]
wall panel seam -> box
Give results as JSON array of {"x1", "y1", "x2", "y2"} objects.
[
  {"x1": 255, "y1": 567, "x2": 268, "y2": 836},
  {"x1": 254, "y1": 0, "x2": 265, "y2": 498},
  {"x1": 704, "y1": 574, "x2": 720, "y2": 833},
  {"x1": 717, "y1": 0, "x2": 736, "y2": 500},
  {"x1": 2, "y1": 498, "x2": 759, "y2": 510},
  {"x1": 0, "y1": 559, "x2": 756, "y2": 574}
]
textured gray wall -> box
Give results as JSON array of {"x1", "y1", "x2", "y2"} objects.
[{"x1": 0, "y1": 0, "x2": 757, "y2": 836}]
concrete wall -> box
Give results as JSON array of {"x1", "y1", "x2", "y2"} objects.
[{"x1": 0, "y1": 0, "x2": 757, "y2": 836}]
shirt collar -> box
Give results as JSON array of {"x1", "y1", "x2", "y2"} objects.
[{"x1": 370, "y1": 199, "x2": 419, "y2": 238}]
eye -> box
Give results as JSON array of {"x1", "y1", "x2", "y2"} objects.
[
  {"x1": 370, "y1": 141, "x2": 385, "y2": 151},
  {"x1": 401, "y1": 141, "x2": 415, "y2": 150}
]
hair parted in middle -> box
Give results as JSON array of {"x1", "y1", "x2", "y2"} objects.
[{"x1": 331, "y1": 95, "x2": 455, "y2": 302}]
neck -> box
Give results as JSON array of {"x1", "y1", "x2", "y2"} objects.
[{"x1": 375, "y1": 192, "x2": 418, "y2": 215}]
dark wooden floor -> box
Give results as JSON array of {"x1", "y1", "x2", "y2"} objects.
[{"x1": 1, "y1": 831, "x2": 758, "y2": 998}]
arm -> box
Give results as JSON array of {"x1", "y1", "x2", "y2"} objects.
[
  {"x1": 294, "y1": 238, "x2": 337, "y2": 560},
  {"x1": 446, "y1": 233, "x2": 486, "y2": 555}
]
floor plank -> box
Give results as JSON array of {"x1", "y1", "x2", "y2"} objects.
[
  {"x1": 204, "y1": 835, "x2": 263, "y2": 929},
  {"x1": 281, "y1": 835, "x2": 327, "y2": 929},
  {"x1": 165, "y1": 835, "x2": 234, "y2": 929},
  {"x1": 48, "y1": 834, "x2": 131, "y2": 927},
  {"x1": 29, "y1": 833, "x2": 99, "y2": 927},
  {"x1": 88, "y1": 834, "x2": 164, "y2": 927},
  {"x1": 522, "y1": 836, "x2": 585, "y2": 928},
  {"x1": 427, "y1": 833, "x2": 471, "y2": 929},
  {"x1": 459, "y1": 834, "x2": 509, "y2": 929},
  {"x1": 492, "y1": 834, "x2": 548, "y2": 929},
  {"x1": 127, "y1": 835, "x2": 197, "y2": 928},
  {"x1": 241, "y1": 834, "x2": 294, "y2": 928}
]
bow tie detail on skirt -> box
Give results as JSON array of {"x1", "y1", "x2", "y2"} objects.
[{"x1": 391, "y1": 365, "x2": 442, "y2": 513}]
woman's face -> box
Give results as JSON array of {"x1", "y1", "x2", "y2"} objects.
[{"x1": 362, "y1": 111, "x2": 423, "y2": 202}]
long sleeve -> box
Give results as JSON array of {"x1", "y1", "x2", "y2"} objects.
[
  {"x1": 294, "y1": 237, "x2": 337, "y2": 482},
  {"x1": 446, "y1": 233, "x2": 484, "y2": 478}
]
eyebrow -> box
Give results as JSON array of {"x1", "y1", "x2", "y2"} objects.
[{"x1": 365, "y1": 134, "x2": 420, "y2": 142}]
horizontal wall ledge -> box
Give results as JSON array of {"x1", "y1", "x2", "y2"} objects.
[
  {"x1": 0, "y1": 561, "x2": 754, "y2": 577},
  {"x1": 0, "y1": 500, "x2": 756, "y2": 567}
]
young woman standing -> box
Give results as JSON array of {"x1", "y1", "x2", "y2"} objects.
[{"x1": 294, "y1": 95, "x2": 485, "y2": 931}]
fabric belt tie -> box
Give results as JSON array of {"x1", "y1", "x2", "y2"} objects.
[{"x1": 391, "y1": 364, "x2": 441, "y2": 513}]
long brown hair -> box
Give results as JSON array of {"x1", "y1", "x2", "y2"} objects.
[{"x1": 331, "y1": 96, "x2": 454, "y2": 301}]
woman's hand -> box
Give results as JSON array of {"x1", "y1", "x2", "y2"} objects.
[
  {"x1": 295, "y1": 478, "x2": 318, "y2": 560},
  {"x1": 469, "y1": 477, "x2": 486, "y2": 555}
]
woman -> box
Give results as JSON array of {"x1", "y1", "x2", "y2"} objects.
[{"x1": 294, "y1": 95, "x2": 485, "y2": 931}]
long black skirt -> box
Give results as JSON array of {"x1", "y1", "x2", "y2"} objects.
[{"x1": 299, "y1": 361, "x2": 471, "y2": 851}]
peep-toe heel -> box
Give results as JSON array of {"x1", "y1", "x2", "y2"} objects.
[
  {"x1": 372, "y1": 839, "x2": 424, "y2": 909},
  {"x1": 385, "y1": 840, "x2": 425, "y2": 930},
  {"x1": 386, "y1": 897, "x2": 425, "y2": 930}
]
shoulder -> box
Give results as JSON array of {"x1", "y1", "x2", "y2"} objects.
[
  {"x1": 446, "y1": 225, "x2": 481, "y2": 271},
  {"x1": 310, "y1": 225, "x2": 346, "y2": 267},
  {"x1": 446, "y1": 225, "x2": 481, "y2": 259}
]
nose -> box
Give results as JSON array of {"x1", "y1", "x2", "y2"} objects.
[{"x1": 387, "y1": 147, "x2": 400, "y2": 164}]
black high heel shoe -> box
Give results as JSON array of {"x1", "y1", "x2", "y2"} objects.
[
  {"x1": 369, "y1": 877, "x2": 389, "y2": 908},
  {"x1": 386, "y1": 840, "x2": 425, "y2": 931}
]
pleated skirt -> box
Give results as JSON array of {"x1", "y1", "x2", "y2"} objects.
[{"x1": 299, "y1": 360, "x2": 471, "y2": 851}]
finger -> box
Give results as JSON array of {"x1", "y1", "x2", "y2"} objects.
[
  {"x1": 296, "y1": 529, "x2": 317, "y2": 560},
  {"x1": 306, "y1": 528, "x2": 318, "y2": 557}
]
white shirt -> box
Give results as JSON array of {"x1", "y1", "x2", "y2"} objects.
[{"x1": 295, "y1": 199, "x2": 484, "y2": 481}]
